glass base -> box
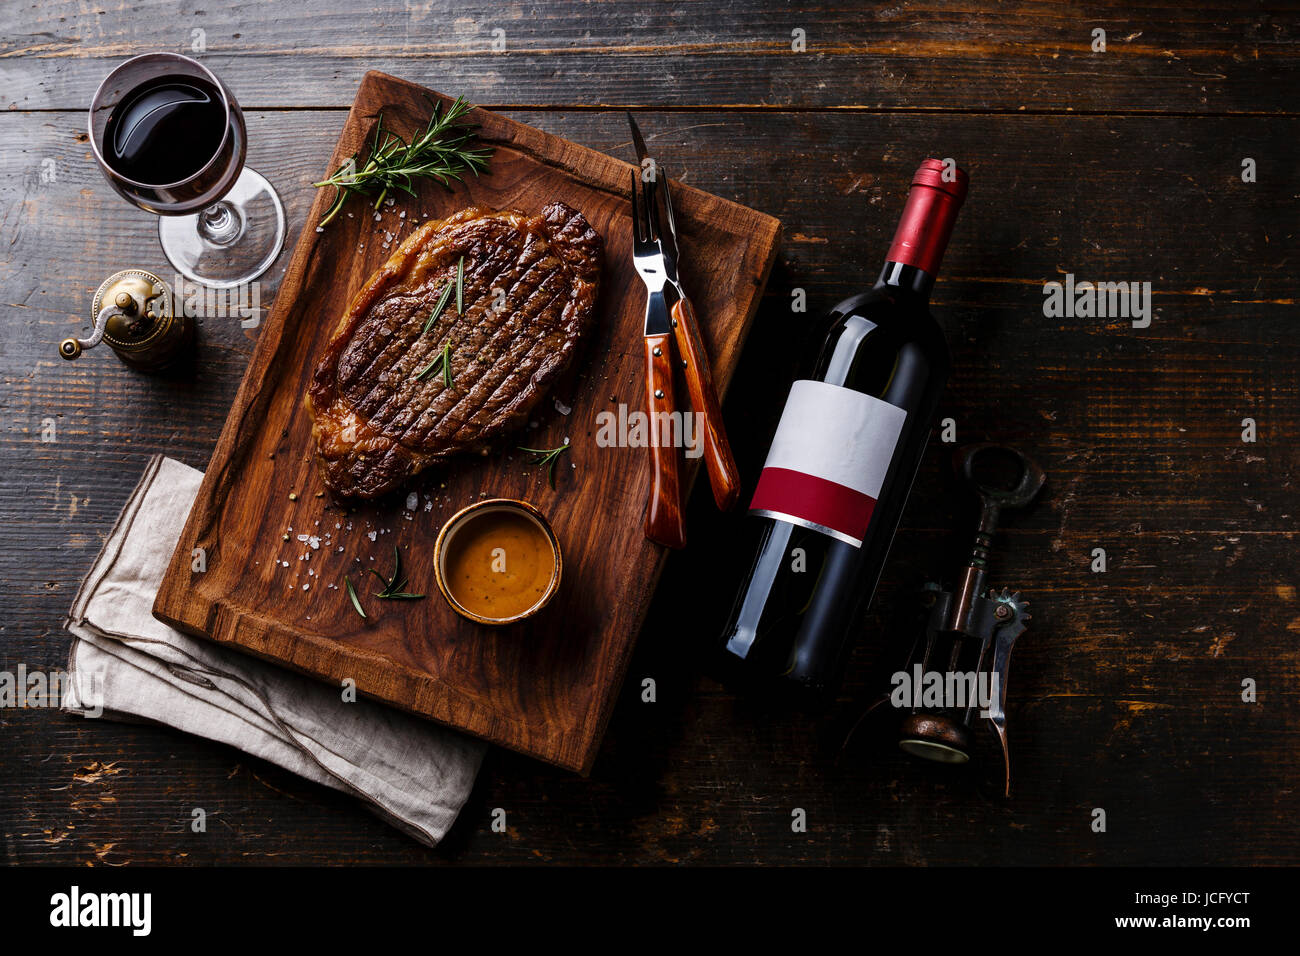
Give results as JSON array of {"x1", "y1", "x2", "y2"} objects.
[{"x1": 159, "y1": 167, "x2": 285, "y2": 289}]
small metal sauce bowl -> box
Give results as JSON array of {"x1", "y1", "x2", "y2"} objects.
[{"x1": 433, "y1": 498, "x2": 562, "y2": 626}]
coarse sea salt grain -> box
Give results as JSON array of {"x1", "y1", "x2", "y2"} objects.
[
  {"x1": 406, "y1": 492, "x2": 418, "y2": 511},
  {"x1": 309, "y1": 536, "x2": 320, "y2": 549},
  {"x1": 368, "y1": 530, "x2": 378, "y2": 542}
]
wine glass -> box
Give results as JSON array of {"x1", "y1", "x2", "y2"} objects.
[{"x1": 88, "y1": 52, "x2": 285, "y2": 289}]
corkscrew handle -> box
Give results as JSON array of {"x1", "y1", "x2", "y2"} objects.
[
  {"x1": 956, "y1": 443, "x2": 1047, "y2": 519},
  {"x1": 948, "y1": 444, "x2": 1046, "y2": 636}
]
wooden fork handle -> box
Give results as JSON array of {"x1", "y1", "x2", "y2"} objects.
[
  {"x1": 670, "y1": 296, "x2": 741, "y2": 511},
  {"x1": 643, "y1": 333, "x2": 686, "y2": 549}
]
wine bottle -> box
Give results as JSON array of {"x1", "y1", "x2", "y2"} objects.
[{"x1": 719, "y1": 158, "x2": 968, "y2": 697}]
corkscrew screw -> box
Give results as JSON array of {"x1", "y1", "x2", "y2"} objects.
[{"x1": 848, "y1": 442, "x2": 1046, "y2": 796}]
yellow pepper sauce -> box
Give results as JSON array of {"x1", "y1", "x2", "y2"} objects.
[{"x1": 444, "y1": 508, "x2": 555, "y2": 620}]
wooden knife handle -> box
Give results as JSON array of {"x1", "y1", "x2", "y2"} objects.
[
  {"x1": 643, "y1": 332, "x2": 686, "y2": 549},
  {"x1": 670, "y1": 296, "x2": 741, "y2": 511}
]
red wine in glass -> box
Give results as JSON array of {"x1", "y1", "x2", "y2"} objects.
[
  {"x1": 89, "y1": 52, "x2": 285, "y2": 289},
  {"x1": 104, "y1": 75, "x2": 227, "y2": 186}
]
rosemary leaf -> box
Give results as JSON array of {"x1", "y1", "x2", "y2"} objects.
[
  {"x1": 345, "y1": 577, "x2": 367, "y2": 619},
  {"x1": 519, "y1": 442, "x2": 571, "y2": 490},
  {"x1": 367, "y1": 545, "x2": 426, "y2": 600},
  {"x1": 442, "y1": 342, "x2": 454, "y2": 388},
  {"x1": 456, "y1": 256, "x2": 464, "y2": 314},
  {"x1": 387, "y1": 544, "x2": 403, "y2": 592},
  {"x1": 414, "y1": 353, "x2": 442, "y2": 381},
  {"x1": 421, "y1": 283, "x2": 454, "y2": 335}
]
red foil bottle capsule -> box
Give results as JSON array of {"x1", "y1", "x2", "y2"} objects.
[{"x1": 886, "y1": 158, "x2": 969, "y2": 278}]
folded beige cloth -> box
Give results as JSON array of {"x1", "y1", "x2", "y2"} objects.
[{"x1": 62, "y1": 454, "x2": 485, "y2": 847}]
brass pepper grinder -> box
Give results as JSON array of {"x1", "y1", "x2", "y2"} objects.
[{"x1": 59, "y1": 269, "x2": 193, "y2": 371}]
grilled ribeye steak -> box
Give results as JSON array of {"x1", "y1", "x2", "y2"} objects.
[{"x1": 307, "y1": 202, "x2": 603, "y2": 499}]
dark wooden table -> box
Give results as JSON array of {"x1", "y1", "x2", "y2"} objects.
[{"x1": 3, "y1": 1, "x2": 1297, "y2": 866}]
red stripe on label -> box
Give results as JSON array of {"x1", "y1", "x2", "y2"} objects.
[{"x1": 749, "y1": 466, "x2": 878, "y2": 543}]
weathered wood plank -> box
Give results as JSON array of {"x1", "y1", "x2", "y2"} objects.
[{"x1": 2, "y1": 1, "x2": 1297, "y2": 113}]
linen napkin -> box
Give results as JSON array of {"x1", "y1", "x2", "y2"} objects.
[{"x1": 62, "y1": 454, "x2": 486, "y2": 847}]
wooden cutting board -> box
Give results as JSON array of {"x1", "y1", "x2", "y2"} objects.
[{"x1": 153, "y1": 71, "x2": 781, "y2": 773}]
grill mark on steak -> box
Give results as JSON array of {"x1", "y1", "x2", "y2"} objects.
[
  {"x1": 341, "y1": 228, "x2": 552, "y2": 433},
  {"x1": 339, "y1": 229, "x2": 530, "y2": 418},
  {"x1": 307, "y1": 202, "x2": 602, "y2": 500},
  {"x1": 387, "y1": 256, "x2": 569, "y2": 450},
  {"x1": 378, "y1": 237, "x2": 576, "y2": 451}
]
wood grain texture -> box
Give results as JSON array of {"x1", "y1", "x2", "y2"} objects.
[
  {"x1": 149, "y1": 72, "x2": 780, "y2": 773},
  {"x1": 2, "y1": 0, "x2": 1298, "y2": 866},
  {"x1": 2, "y1": 1, "x2": 1297, "y2": 114}
]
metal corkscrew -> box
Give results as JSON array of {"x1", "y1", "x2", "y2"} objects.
[{"x1": 848, "y1": 442, "x2": 1046, "y2": 796}]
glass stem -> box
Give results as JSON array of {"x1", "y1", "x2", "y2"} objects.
[{"x1": 197, "y1": 200, "x2": 243, "y2": 246}]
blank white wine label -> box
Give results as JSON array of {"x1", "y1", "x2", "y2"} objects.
[{"x1": 748, "y1": 379, "x2": 907, "y2": 547}]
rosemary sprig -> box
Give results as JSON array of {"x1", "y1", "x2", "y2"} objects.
[
  {"x1": 313, "y1": 96, "x2": 493, "y2": 227},
  {"x1": 415, "y1": 342, "x2": 455, "y2": 387},
  {"x1": 414, "y1": 353, "x2": 440, "y2": 380},
  {"x1": 421, "y1": 283, "x2": 454, "y2": 335},
  {"x1": 519, "y1": 441, "x2": 571, "y2": 490},
  {"x1": 366, "y1": 545, "x2": 425, "y2": 600},
  {"x1": 440, "y1": 342, "x2": 454, "y2": 387},
  {"x1": 345, "y1": 576, "x2": 367, "y2": 619},
  {"x1": 456, "y1": 256, "x2": 464, "y2": 314}
]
